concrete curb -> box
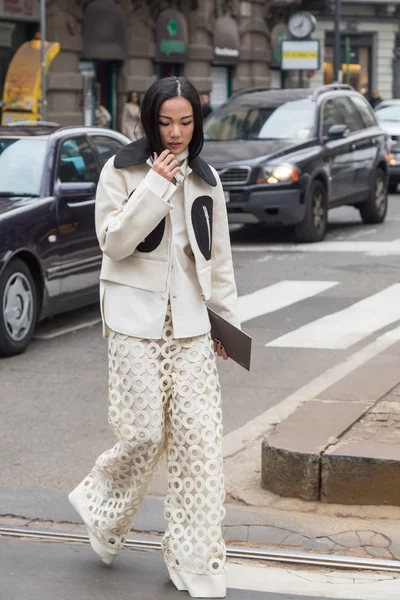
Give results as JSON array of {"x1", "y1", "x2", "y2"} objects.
[{"x1": 262, "y1": 359, "x2": 400, "y2": 506}]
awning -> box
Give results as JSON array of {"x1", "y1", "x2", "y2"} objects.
[
  {"x1": 213, "y1": 15, "x2": 240, "y2": 65},
  {"x1": 82, "y1": 0, "x2": 127, "y2": 61},
  {"x1": 155, "y1": 9, "x2": 188, "y2": 63}
]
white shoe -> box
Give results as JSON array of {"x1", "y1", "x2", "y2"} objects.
[
  {"x1": 168, "y1": 567, "x2": 226, "y2": 598},
  {"x1": 68, "y1": 481, "x2": 118, "y2": 566},
  {"x1": 167, "y1": 566, "x2": 188, "y2": 591}
]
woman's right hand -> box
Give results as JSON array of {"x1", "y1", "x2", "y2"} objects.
[{"x1": 152, "y1": 150, "x2": 181, "y2": 182}]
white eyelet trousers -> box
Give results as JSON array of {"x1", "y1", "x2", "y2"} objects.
[{"x1": 79, "y1": 305, "x2": 226, "y2": 577}]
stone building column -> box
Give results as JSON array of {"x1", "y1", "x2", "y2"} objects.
[
  {"x1": 235, "y1": 0, "x2": 270, "y2": 92},
  {"x1": 121, "y1": 2, "x2": 157, "y2": 117},
  {"x1": 184, "y1": 0, "x2": 214, "y2": 94},
  {"x1": 46, "y1": 0, "x2": 84, "y2": 126}
]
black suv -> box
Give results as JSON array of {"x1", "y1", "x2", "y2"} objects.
[{"x1": 202, "y1": 84, "x2": 389, "y2": 242}]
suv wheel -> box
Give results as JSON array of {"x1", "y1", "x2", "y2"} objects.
[
  {"x1": 0, "y1": 259, "x2": 38, "y2": 357},
  {"x1": 359, "y1": 168, "x2": 387, "y2": 224},
  {"x1": 294, "y1": 180, "x2": 327, "y2": 243}
]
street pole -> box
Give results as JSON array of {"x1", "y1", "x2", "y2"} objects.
[
  {"x1": 333, "y1": 0, "x2": 341, "y2": 83},
  {"x1": 40, "y1": 0, "x2": 47, "y2": 121}
]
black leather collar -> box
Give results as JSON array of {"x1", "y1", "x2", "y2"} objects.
[{"x1": 113, "y1": 137, "x2": 217, "y2": 187}]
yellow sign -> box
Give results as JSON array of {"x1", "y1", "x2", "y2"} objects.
[
  {"x1": 281, "y1": 40, "x2": 320, "y2": 71},
  {"x1": 283, "y1": 51, "x2": 318, "y2": 59},
  {"x1": 1, "y1": 37, "x2": 60, "y2": 124}
]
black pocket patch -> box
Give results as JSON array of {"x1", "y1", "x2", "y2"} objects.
[
  {"x1": 137, "y1": 218, "x2": 166, "y2": 253},
  {"x1": 191, "y1": 196, "x2": 213, "y2": 260}
]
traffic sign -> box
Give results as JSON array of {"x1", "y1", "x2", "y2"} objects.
[{"x1": 281, "y1": 40, "x2": 320, "y2": 70}]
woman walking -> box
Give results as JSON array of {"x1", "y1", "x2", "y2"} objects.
[
  {"x1": 121, "y1": 90, "x2": 143, "y2": 140},
  {"x1": 69, "y1": 76, "x2": 239, "y2": 598}
]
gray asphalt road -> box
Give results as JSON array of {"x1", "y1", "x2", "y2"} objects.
[
  {"x1": 1, "y1": 200, "x2": 400, "y2": 498},
  {"x1": 0, "y1": 537, "x2": 348, "y2": 600},
  {"x1": 2, "y1": 200, "x2": 400, "y2": 599}
]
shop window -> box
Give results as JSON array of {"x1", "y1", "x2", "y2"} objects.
[{"x1": 324, "y1": 39, "x2": 371, "y2": 94}]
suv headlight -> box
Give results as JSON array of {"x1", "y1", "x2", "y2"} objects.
[
  {"x1": 388, "y1": 152, "x2": 400, "y2": 166},
  {"x1": 257, "y1": 163, "x2": 300, "y2": 184}
]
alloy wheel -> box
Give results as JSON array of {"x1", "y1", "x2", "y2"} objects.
[
  {"x1": 313, "y1": 189, "x2": 325, "y2": 234},
  {"x1": 3, "y1": 272, "x2": 34, "y2": 342},
  {"x1": 375, "y1": 175, "x2": 386, "y2": 217}
]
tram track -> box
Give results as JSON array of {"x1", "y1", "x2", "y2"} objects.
[{"x1": 1, "y1": 526, "x2": 400, "y2": 573}]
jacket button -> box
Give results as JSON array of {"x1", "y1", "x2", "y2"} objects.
[{"x1": 173, "y1": 295, "x2": 177, "y2": 299}]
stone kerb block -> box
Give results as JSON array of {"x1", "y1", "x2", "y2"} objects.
[
  {"x1": 261, "y1": 400, "x2": 369, "y2": 501},
  {"x1": 321, "y1": 442, "x2": 400, "y2": 506}
]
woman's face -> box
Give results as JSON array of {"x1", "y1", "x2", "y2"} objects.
[
  {"x1": 131, "y1": 92, "x2": 138, "y2": 103},
  {"x1": 158, "y1": 96, "x2": 194, "y2": 155}
]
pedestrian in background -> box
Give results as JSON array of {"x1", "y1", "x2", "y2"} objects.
[
  {"x1": 121, "y1": 90, "x2": 144, "y2": 140},
  {"x1": 201, "y1": 93, "x2": 213, "y2": 120},
  {"x1": 369, "y1": 90, "x2": 383, "y2": 109},
  {"x1": 95, "y1": 101, "x2": 111, "y2": 129},
  {"x1": 68, "y1": 76, "x2": 239, "y2": 598}
]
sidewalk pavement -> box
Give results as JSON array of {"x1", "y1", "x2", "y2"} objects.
[{"x1": 260, "y1": 345, "x2": 400, "y2": 506}]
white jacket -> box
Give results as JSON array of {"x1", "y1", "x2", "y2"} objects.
[{"x1": 95, "y1": 138, "x2": 240, "y2": 328}]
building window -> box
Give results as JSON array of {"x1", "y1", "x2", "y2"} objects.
[{"x1": 324, "y1": 34, "x2": 372, "y2": 96}]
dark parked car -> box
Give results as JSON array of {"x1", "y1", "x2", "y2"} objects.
[
  {"x1": 0, "y1": 124, "x2": 129, "y2": 357},
  {"x1": 374, "y1": 99, "x2": 400, "y2": 192},
  {"x1": 202, "y1": 83, "x2": 390, "y2": 242}
]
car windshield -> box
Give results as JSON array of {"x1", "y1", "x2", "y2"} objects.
[
  {"x1": 375, "y1": 105, "x2": 400, "y2": 122},
  {"x1": 0, "y1": 138, "x2": 47, "y2": 196},
  {"x1": 204, "y1": 99, "x2": 315, "y2": 141}
]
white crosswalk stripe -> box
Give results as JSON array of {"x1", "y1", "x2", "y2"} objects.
[
  {"x1": 267, "y1": 283, "x2": 400, "y2": 350},
  {"x1": 227, "y1": 562, "x2": 400, "y2": 599},
  {"x1": 238, "y1": 280, "x2": 338, "y2": 324},
  {"x1": 233, "y1": 238, "x2": 400, "y2": 256}
]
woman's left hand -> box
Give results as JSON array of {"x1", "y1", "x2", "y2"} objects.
[{"x1": 214, "y1": 340, "x2": 228, "y2": 360}]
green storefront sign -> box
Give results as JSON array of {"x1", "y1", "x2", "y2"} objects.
[{"x1": 156, "y1": 9, "x2": 188, "y2": 63}]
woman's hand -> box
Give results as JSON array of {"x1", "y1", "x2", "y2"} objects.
[
  {"x1": 152, "y1": 149, "x2": 181, "y2": 182},
  {"x1": 214, "y1": 340, "x2": 229, "y2": 360}
]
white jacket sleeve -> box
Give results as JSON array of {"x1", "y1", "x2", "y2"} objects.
[
  {"x1": 208, "y1": 169, "x2": 241, "y2": 329},
  {"x1": 95, "y1": 159, "x2": 175, "y2": 261}
]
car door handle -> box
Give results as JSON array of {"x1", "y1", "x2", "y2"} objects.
[{"x1": 351, "y1": 143, "x2": 357, "y2": 151}]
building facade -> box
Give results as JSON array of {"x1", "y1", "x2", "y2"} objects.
[
  {"x1": 1, "y1": 0, "x2": 400, "y2": 129},
  {"x1": 45, "y1": 0, "x2": 279, "y2": 128},
  {"x1": 2, "y1": 0, "x2": 318, "y2": 127},
  {"x1": 309, "y1": 0, "x2": 400, "y2": 100}
]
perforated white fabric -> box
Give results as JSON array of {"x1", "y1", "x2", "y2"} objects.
[{"x1": 79, "y1": 305, "x2": 226, "y2": 576}]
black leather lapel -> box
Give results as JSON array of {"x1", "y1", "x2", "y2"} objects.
[
  {"x1": 189, "y1": 156, "x2": 217, "y2": 187},
  {"x1": 114, "y1": 137, "x2": 150, "y2": 169}
]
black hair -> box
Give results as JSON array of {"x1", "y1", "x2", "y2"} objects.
[
  {"x1": 140, "y1": 76, "x2": 203, "y2": 159},
  {"x1": 127, "y1": 91, "x2": 141, "y2": 106}
]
